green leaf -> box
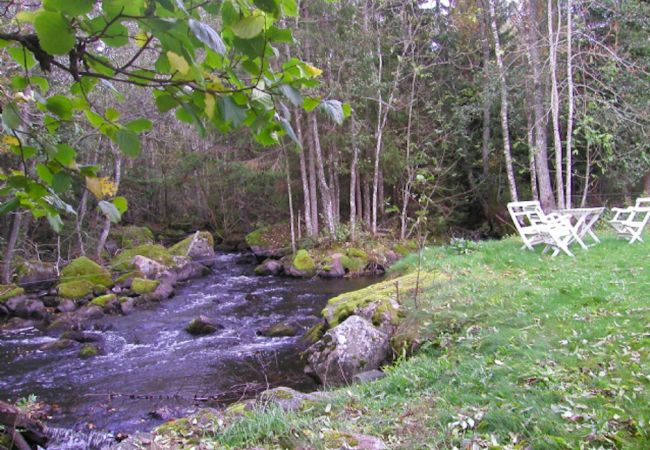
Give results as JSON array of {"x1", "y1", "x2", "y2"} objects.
[
  {"x1": 2, "y1": 102, "x2": 22, "y2": 130},
  {"x1": 0, "y1": 197, "x2": 20, "y2": 215},
  {"x1": 54, "y1": 144, "x2": 77, "y2": 166},
  {"x1": 155, "y1": 93, "x2": 177, "y2": 113},
  {"x1": 46, "y1": 213, "x2": 64, "y2": 233},
  {"x1": 46, "y1": 95, "x2": 74, "y2": 120},
  {"x1": 278, "y1": 84, "x2": 302, "y2": 106},
  {"x1": 98, "y1": 200, "x2": 121, "y2": 223},
  {"x1": 84, "y1": 110, "x2": 105, "y2": 128},
  {"x1": 319, "y1": 99, "x2": 345, "y2": 125},
  {"x1": 253, "y1": 0, "x2": 280, "y2": 15},
  {"x1": 221, "y1": 1, "x2": 239, "y2": 26},
  {"x1": 34, "y1": 11, "x2": 76, "y2": 55},
  {"x1": 102, "y1": 0, "x2": 144, "y2": 17},
  {"x1": 43, "y1": 0, "x2": 94, "y2": 16},
  {"x1": 267, "y1": 26, "x2": 293, "y2": 43},
  {"x1": 52, "y1": 172, "x2": 72, "y2": 193},
  {"x1": 36, "y1": 164, "x2": 54, "y2": 185},
  {"x1": 105, "y1": 108, "x2": 121, "y2": 121},
  {"x1": 231, "y1": 15, "x2": 265, "y2": 40},
  {"x1": 280, "y1": 0, "x2": 298, "y2": 16},
  {"x1": 115, "y1": 128, "x2": 141, "y2": 157},
  {"x1": 112, "y1": 196, "x2": 128, "y2": 214},
  {"x1": 220, "y1": 96, "x2": 247, "y2": 126},
  {"x1": 12, "y1": 146, "x2": 37, "y2": 159},
  {"x1": 7, "y1": 47, "x2": 37, "y2": 70},
  {"x1": 280, "y1": 117, "x2": 300, "y2": 146},
  {"x1": 189, "y1": 19, "x2": 226, "y2": 55},
  {"x1": 303, "y1": 97, "x2": 320, "y2": 112},
  {"x1": 126, "y1": 118, "x2": 152, "y2": 133}
]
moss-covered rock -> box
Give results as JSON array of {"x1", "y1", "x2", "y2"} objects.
[
  {"x1": 90, "y1": 293, "x2": 117, "y2": 308},
  {"x1": 340, "y1": 254, "x2": 367, "y2": 273},
  {"x1": 61, "y1": 256, "x2": 112, "y2": 288},
  {"x1": 79, "y1": 344, "x2": 99, "y2": 359},
  {"x1": 110, "y1": 244, "x2": 174, "y2": 272},
  {"x1": 131, "y1": 278, "x2": 159, "y2": 295},
  {"x1": 110, "y1": 225, "x2": 154, "y2": 249},
  {"x1": 0, "y1": 284, "x2": 24, "y2": 302},
  {"x1": 303, "y1": 322, "x2": 327, "y2": 345},
  {"x1": 57, "y1": 280, "x2": 95, "y2": 299},
  {"x1": 346, "y1": 247, "x2": 368, "y2": 259},
  {"x1": 323, "y1": 272, "x2": 440, "y2": 327},
  {"x1": 293, "y1": 249, "x2": 315, "y2": 272},
  {"x1": 169, "y1": 231, "x2": 214, "y2": 256},
  {"x1": 258, "y1": 322, "x2": 298, "y2": 337},
  {"x1": 245, "y1": 223, "x2": 291, "y2": 258}
]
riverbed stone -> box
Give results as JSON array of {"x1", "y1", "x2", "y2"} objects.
[
  {"x1": 11, "y1": 297, "x2": 47, "y2": 320},
  {"x1": 141, "y1": 278, "x2": 174, "y2": 302},
  {"x1": 110, "y1": 244, "x2": 174, "y2": 272},
  {"x1": 245, "y1": 224, "x2": 291, "y2": 259},
  {"x1": 0, "y1": 317, "x2": 34, "y2": 332},
  {"x1": 186, "y1": 315, "x2": 223, "y2": 335},
  {"x1": 40, "y1": 338, "x2": 77, "y2": 351},
  {"x1": 110, "y1": 225, "x2": 155, "y2": 249},
  {"x1": 17, "y1": 261, "x2": 58, "y2": 292},
  {"x1": 0, "y1": 284, "x2": 25, "y2": 302},
  {"x1": 254, "y1": 259, "x2": 283, "y2": 276},
  {"x1": 74, "y1": 305, "x2": 104, "y2": 321},
  {"x1": 131, "y1": 256, "x2": 168, "y2": 279},
  {"x1": 352, "y1": 369, "x2": 386, "y2": 384},
  {"x1": 79, "y1": 343, "x2": 100, "y2": 358},
  {"x1": 57, "y1": 280, "x2": 95, "y2": 300},
  {"x1": 131, "y1": 278, "x2": 159, "y2": 295},
  {"x1": 120, "y1": 298, "x2": 135, "y2": 315},
  {"x1": 56, "y1": 299, "x2": 76, "y2": 313},
  {"x1": 169, "y1": 231, "x2": 215, "y2": 266},
  {"x1": 258, "y1": 321, "x2": 298, "y2": 337},
  {"x1": 305, "y1": 315, "x2": 390, "y2": 385},
  {"x1": 173, "y1": 261, "x2": 210, "y2": 282}
]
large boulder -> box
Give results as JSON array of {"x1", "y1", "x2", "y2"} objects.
[
  {"x1": 17, "y1": 261, "x2": 58, "y2": 292},
  {"x1": 283, "y1": 249, "x2": 316, "y2": 278},
  {"x1": 173, "y1": 261, "x2": 210, "y2": 282},
  {"x1": 318, "y1": 253, "x2": 346, "y2": 279},
  {"x1": 60, "y1": 256, "x2": 112, "y2": 288},
  {"x1": 110, "y1": 244, "x2": 174, "y2": 272},
  {"x1": 305, "y1": 315, "x2": 390, "y2": 386},
  {"x1": 169, "y1": 231, "x2": 215, "y2": 266},
  {"x1": 0, "y1": 284, "x2": 25, "y2": 303},
  {"x1": 5, "y1": 296, "x2": 47, "y2": 320},
  {"x1": 245, "y1": 224, "x2": 291, "y2": 259}
]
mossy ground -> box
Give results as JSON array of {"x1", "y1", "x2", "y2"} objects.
[
  {"x1": 0, "y1": 284, "x2": 24, "y2": 301},
  {"x1": 152, "y1": 233, "x2": 650, "y2": 449},
  {"x1": 110, "y1": 244, "x2": 174, "y2": 271}
]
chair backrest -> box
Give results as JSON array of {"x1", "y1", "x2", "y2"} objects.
[
  {"x1": 635, "y1": 197, "x2": 650, "y2": 209},
  {"x1": 507, "y1": 201, "x2": 545, "y2": 231}
]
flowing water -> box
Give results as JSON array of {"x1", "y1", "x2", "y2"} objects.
[{"x1": 0, "y1": 253, "x2": 376, "y2": 448}]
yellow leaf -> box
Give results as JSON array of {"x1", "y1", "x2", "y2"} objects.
[
  {"x1": 304, "y1": 63, "x2": 322, "y2": 77},
  {"x1": 2, "y1": 135, "x2": 19, "y2": 146},
  {"x1": 134, "y1": 31, "x2": 150, "y2": 47},
  {"x1": 167, "y1": 51, "x2": 190, "y2": 76},
  {"x1": 86, "y1": 176, "x2": 117, "y2": 199},
  {"x1": 204, "y1": 94, "x2": 215, "y2": 119},
  {"x1": 86, "y1": 176, "x2": 103, "y2": 198}
]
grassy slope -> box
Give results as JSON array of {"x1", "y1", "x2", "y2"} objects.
[{"x1": 158, "y1": 234, "x2": 650, "y2": 449}]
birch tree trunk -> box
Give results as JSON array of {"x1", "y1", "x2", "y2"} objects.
[
  {"x1": 488, "y1": 0, "x2": 518, "y2": 202},
  {"x1": 548, "y1": 0, "x2": 565, "y2": 209},
  {"x1": 309, "y1": 113, "x2": 337, "y2": 236},
  {"x1": 307, "y1": 127, "x2": 319, "y2": 237},
  {"x1": 284, "y1": 147, "x2": 297, "y2": 253},
  {"x1": 480, "y1": 0, "x2": 492, "y2": 179},
  {"x1": 2, "y1": 212, "x2": 22, "y2": 284},
  {"x1": 350, "y1": 118, "x2": 359, "y2": 241},
  {"x1": 400, "y1": 68, "x2": 418, "y2": 240},
  {"x1": 564, "y1": 0, "x2": 575, "y2": 208},
  {"x1": 96, "y1": 151, "x2": 122, "y2": 261},
  {"x1": 295, "y1": 113, "x2": 314, "y2": 236}
]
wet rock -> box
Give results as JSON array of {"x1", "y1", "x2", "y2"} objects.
[
  {"x1": 305, "y1": 315, "x2": 390, "y2": 386},
  {"x1": 148, "y1": 406, "x2": 183, "y2": 421},
  {"x1": 74, "y1": 305, "x2": 104, "y2": 321},
  {"x1": 131, "y1": 278, "x2": 159, "y2": 295},
  {"x1": 245, "y1": 293, "x2": 265, "y2": 302},
  {"x1": 132, "y1": 255, "x2": 168, "y2": 279},
  {"x1": 55, "y1": 299, "x2": 76, "y2": 313},
  {"x1": 258, "y1": 321, "x2": 298, "y2": 337},
  {"x1": 0, "y1": 317, "x2": 34, "y2": 332},
  {"x1": 142, "y1": 279, "x2": 174, "y2": 302},
  {"x1": 352, "y1": 369, "x2": 386, "y2": 384},
  {"x1": 254, "y1": 259, "x2": 283, "y2": 276},
  {"x1": 186, "y1": 315, "x2": 223, "y2": 336},
  {"x1": 41, "y1": 295, "x2": 59, "y2": 308},
  {"x1": 169, "y1": 231, "x2": 215, "y2": 266},
  {"x1": 173, "y1": 261, "x2": 210, "y2": 282},
  {"x1": 258, "y1": 387, "x2": 330, "y2": 412},
  {"x1": 18, "y1": 261, "x2": 59, "y2": 292},
  {"x1": 47, "y1": 314, "x2": 80, "y2": 333},
  {"x1": 319, "y1": 253, "x2": 346, "y2": 279},
  {"x1": 60, "y1": 330, "x2": 104, "y2": 344},
  {"x1": 120, "y1": 298, "x2": 135, "y2": 315},
  {"x1": 7, "y1": 296, "x2": 47, "y2": 320},
  {"x1": 79, "y1": 343, "x2": 100, "y2": 358},
  {"x1": 283, "y1": 250, "x2": 316, "y2": 278},
  {"x1": 0, "y1": 303, "x2": 8, "y2": 317},
  {"x1": 40, "y1": 338, "x2": 77, "y2": 351},
  {"x1": 111, "y1": 432, "x2": 154, "y2": 450}
]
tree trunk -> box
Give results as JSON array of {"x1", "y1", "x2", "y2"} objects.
[
  {"x1": 2, "y1": 212, "x2": 22, "y2": 284},
  {"x1": 526, "y1": 104, "x2": 539, "y2": 200},
  {"x1": 96, "y1": 152, "x2": 122, "y2": 261},
  {"x1": 75, "y1": 190, "x2": 88, "y2": 256},
  {"x1": 480, "y1": 0, "x2": 492, "y2": 179},
  {"x1": 548, "y1": 0, "x2": 565, "y2": 209},
  {"x1": 295, "y1": 113, "x2": 314, "y2": 236},
  {"x1": 284, "y1": 147, "x2": 297, "y2": 253},
  {"x1": 363, "y1": 175, "x2": 371, "y2": 227},
  {"x1": 400, "y1": 67, "x2": 418, "y2": 240},
  {"x1": 307, "y1": 124, "x2": 319, "y2": 237},
  {"x1": 565, "y1": 0, "x2": 574, "y2": 208},
  {"x1": 309, "y1": 113, "x2": 336, "y2": 236},
  {"x1": 356, "y1": 165, "x2": 363, "y2": 227},
  {"x1": 526, "y1": 0, "x2": 555, "y2": 210},
  {"x1": 350, "y1": 119, "x2": 359, "y2": 241},
  {"x1": 488, "y1": 0, "x2": 518, "y2": 202}
]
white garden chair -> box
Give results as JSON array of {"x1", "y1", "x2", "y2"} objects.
[
  {"x1": 608, "y1": 197, "x2": 650, "y2": 243},
  {"x1": 507, "y1": 200, "x2": 583, "y2": 257}
]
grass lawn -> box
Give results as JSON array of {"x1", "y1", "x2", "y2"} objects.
[{"x1": 154, "y1": 234, "x2": 650, "y2": 449}]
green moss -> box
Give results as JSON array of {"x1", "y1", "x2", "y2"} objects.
[
  {"x1": 371, "y1": 298, "x2": 401, "y2": 326},
  {"x1": 57, "y1": 280, "x2": 95, "y2": 299},
  {"x1": 169, "y1": 231, "x2": 214, "y2": 256},
  {"x1": 110, "y1": 225, "x2": 154, "y2": 249},
  {"x1": 245, "y1": 228, "x2": 265, "y2": 246},
  {"x1": 394, "y1": 243, "x2": 412, "y2": 257},
  {"x1": 79, "y1": 344, "x2": 99, "y2": 359},
  {"x1": 293, "y1": 249, "x2": 315, "y2": 272},
  {"x1": 324, "y1": 272, "x2": 439, "y2": 327},
  {"x1": 156, "y1": 418, "x2": 191, "y2": 436},
  {"x1": 323, "y1": 430, "x2": 360, "y2": 448},
  {"x1": 119, "y1": 296, "x2": 130, "y2": 304},
  {"x1": 340, "y1": 255, "x2": 366, "y2": 272},
  {"x1": 131, "y1": 278, "x2": 159, "y2": 294},
  {"x1": 110, "y1": 244, "x2": 174, "y2": 271},
  {"x1": 61, "y1": 256, "x2": 112, "y2": 287},
  {"x1": 303, "y1": 322, "x2": 327, "y2": 344},
  {"x1": 0, "y1": 284, "x2": 24, "y2": 302},
  {"x1": 90, "y1": 293, "x2": 117, "y2": 308},
  {"x1": 346, "y1": 247, "x2": 368, "y2": 259},
  {"x1": 115, "y1": 270, "x2": 143, "y2": 285}
]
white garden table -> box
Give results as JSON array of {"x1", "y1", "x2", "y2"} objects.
[{"x1": 552, "y1": 207, "x2": 605, "y2": 247}]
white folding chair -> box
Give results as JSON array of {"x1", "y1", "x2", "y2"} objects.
[{"x1": 609, "y1": 197, "x2": 650, "y2": 243}]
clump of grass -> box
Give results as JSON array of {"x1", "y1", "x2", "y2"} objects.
[{"x1": 153, "y1": 233, "x2": 650, "y2": 449}]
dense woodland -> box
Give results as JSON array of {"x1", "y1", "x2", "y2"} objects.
[{"x1": 1, "y1": 0, "x2": 649, "y2": 272}]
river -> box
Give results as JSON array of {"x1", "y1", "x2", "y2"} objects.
[{"x1": 0, "y1": 252, "x2": 375, "y2": 447}]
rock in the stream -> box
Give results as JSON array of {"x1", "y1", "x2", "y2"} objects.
[
  {"x1": 173, "y1": 261, "x2": 210, "y2": 282},
  {"x1": 40, "y1": 338, "x2": 77, "y2": 351},
  {"x1": 120, "y1": 297, "x2": 135, "y2": 315},
  {"x1": 186, "y1": 315, "x2": 223, "y2": 336},
  {"x1": 5, "y1": 296, "x2": 47, "y2": 320},
  {"x1": 283, "y1": 250, "x2": 316, "y2": 278},
  {"x1": 169, "y1": 231, "x2": 215, "y2": 266},
  {"x1": 258, "y1": 321, "x2": 298, "y2": 337},
  {"x1": 74, "y1": 305, "x2": 104, "y2": 321},
  {"x1": 318, "y1": 253, "x2": 346, "y2": 279},
  {"x1": 0, "y1": 317, "x2": 35, "y2": 332},
  {"x1": 305, "y1": 315, "x2": 390, "y2": 385},
  {"x1": 254, "y1": 259, "x2": 283, "y2": 276},
  {"x1": 56, "y1": 299, "x2": 77, "y2": 313}
]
